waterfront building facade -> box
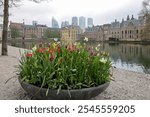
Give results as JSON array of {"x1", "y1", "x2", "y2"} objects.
[
  {"x1": 109, "y1": 15, "x2": 145, "y2": 41},
  {"x1": 84, "y1": 15, "x2": 146, "y2": 41},
  {"x1": 24, "y1": 24, "x2": 47, "y2": 39},
  {"x1": 60, "y1": 25, "x2": 83, "y2": 42},
  {"x1": 10, "y1": 21, "x2": 47, "y2": 39},
  {"x1": 72, "y1": 17, "x2": 78, "y2": 26}
]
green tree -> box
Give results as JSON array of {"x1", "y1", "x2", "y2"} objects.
[
  {"x1": 50, "y1": 30, "x2": 60, "y2": 38},
  {"x1": 44, "y1": 29, "x2": 60, "y2": 39},
  {"x1": 0, "y1": 0, "x2": 51, "y2": 56},
  {"x1": 11, "y1": 26, "x2": 20, "y2": 38},
  {"x1": 44, "y1": 29, "x2": 51, "y2": 39}
]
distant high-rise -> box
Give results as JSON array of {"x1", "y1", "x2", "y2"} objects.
[
  {"x1": 61, "y1": 21, "x2": 69, "y2": 28},
  {"x1": 72, "y1": 17, "x2": 78, "y2": 26},
  {"x1": 52, "y1": 17, "x2": 59, "y2": 28},
  {"x1": 32, "y1": 21, "x2": 38, "y2": 26},
  {"x1": 87, "y1": 18, "x2": 93, "y2": 27},
  {"x1": 79, "y1": 16, "x2": 86, "y2": 29}
]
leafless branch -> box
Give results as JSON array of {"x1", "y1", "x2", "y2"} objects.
[
  {"x1": 29, "y1": 0, "x2": 52, "y2": 3},
  {"x1": 140, "y1": 0, "x2": 150, "y2": 17},
  {"x1": 9, "y1": 0, "x2": 22, "y2": 7},
  {"x1": 0, "y1": 0, "x2": 4, "y2": 6}
]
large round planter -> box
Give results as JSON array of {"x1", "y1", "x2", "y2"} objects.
[{"x1": 18, "y1": 77, "x2": 110, "y2": 100}]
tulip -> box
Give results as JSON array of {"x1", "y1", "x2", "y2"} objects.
[
  {"x1": 50, "y1": 53, "x2": 55, "y2": 62},
  {"x1": 100, "y1": 58, "x2": 107, "y2": 64},
  {"x1": 26, "y1": 53, "x2": 32, "y2": 57},
  {"x1": 84, "y1": 37, "x2": 88, "y2": 42}
]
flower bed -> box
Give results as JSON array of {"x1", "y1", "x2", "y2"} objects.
[{"x1": 19, "y1": 41, "x2": 112, "y2": 96}]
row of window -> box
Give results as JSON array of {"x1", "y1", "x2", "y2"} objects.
[{"x1": 110, "y1": 29, "x2": 143, "y2": 35}]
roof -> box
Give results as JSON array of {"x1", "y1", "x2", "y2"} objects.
[
  {"x1": 111, "y1": 21, "x2": 120, "y2": 28},
  {"x1": 121, "y1": 19, "x2": 144, "y2": 28},
  {"x1": 36, "y1": 24, "x2": 47, "y2": 27},
  {"x1": 24, "y1": 24, "x2": 47, "y2": 29},
  {"x1": 24, "y1": 25, "x2": 36, "y2": 29},
  {"x1": 61, "y1": 25, "x2": 82, "y2": 30},
  {"x1": 110, "y1": 18, "x2": 145, "y2": 28}
]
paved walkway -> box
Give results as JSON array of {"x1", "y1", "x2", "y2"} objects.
[{"x1": 0, "y1": 44, "x2": 150, "y2": 100}]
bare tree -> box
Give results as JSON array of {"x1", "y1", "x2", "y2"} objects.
[
  {"x1": 141, "y1": 0, "x2": 150, "y2": 40},
  {"x1": 1, "y1": 0, "x2": 51, "y2": 56}
]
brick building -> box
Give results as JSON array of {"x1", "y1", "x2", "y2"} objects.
[{"x1": 10, "y1": 21, "x2": 47, "y2": 39}]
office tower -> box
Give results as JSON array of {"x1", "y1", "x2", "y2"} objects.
[
  {"x1": 32, "y1": 21, "x2": 38, "y2": 26},
  {"x1": 61, "y1": 21, "x2": 69, "y2": 28},
  {"x1": 87, "y1": 18, "x2": 93, "y2": 27},
  {"x1": 52, "y1": 17, "x2": 59, "y2": 28},
  {"x1": 79, "y1": 16, "x2": 86, "y2": 29},
  {"x1": 72, "y1": 17, "x2": 78, "y2": 26}
]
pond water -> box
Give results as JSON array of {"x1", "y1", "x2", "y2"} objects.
[
  {"x1": 90, "y1": 42, "x2": 150, "y2": 74},
  {"x1": 6, "y1": 40, "x2": 150, "y2": 74}
]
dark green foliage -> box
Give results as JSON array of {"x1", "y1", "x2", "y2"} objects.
[{"x1": 11, "y1": 26, "x2": 20, "y2": 38}]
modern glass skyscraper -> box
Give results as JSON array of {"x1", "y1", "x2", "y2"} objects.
[
  {"x1": 52, "y1": 17, "x2": 59, "y2": 28},
  {"x1": 79, "y1": 16, "x2": 86, "y2": 29},
  {"x1": 61, "y1": 21, "x2": 69, "y2": 28},
  {"x1": 87, "y1": 18, "x2": 93, "y2": 27},
  {"x1": 32, "y1": 21, "x2": 38, "y2": 26},
  {"x1": 72, "y1": 17, "x2": 78, "y2": 26}
]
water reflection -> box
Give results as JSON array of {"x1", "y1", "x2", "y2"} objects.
[
  {"x1": 7, "y1": 41, "x2": 150, "y2": 74},
  {"x1": 99, "y1": 43, "x2": 150, "y2": 74}
]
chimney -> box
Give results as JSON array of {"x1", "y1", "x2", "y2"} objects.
[
  {"x1": 127, "y1": 15, "x2": 130, "y2": 21},
  {"x1": 131, "y1": 15, "x2": 134, "y2": 20}
]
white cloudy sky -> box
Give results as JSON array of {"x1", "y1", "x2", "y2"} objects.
[{"x1": 5, "y1": 0, "x2": 144, "y2": 27}]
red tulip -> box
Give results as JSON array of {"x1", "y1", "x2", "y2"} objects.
[
  {"x1": 87, "y1": 47, "x2": 91, "y2": 51},
  {"x1": 50, "y1": 53, "x2": 55, "y2": 62},
  {"x1": 48, "y1": 49, "x2": 53, "y2": 53},
  {"x1": 38, "y1": 48, "x2": 46, "y2": 53},
  {"x1": 91, "y1": 50, "x2": 95, "y2": 56},
  {"x1": 26, "y1": 53, "x2": 32, "y2": 57},
  {"x1": 58, "y1": 48, "x2": 61, "y2": 53}
]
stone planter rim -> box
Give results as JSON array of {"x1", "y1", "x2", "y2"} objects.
[{"x1": 18, "y1": 76, "x2": 110, "y2": 100}]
